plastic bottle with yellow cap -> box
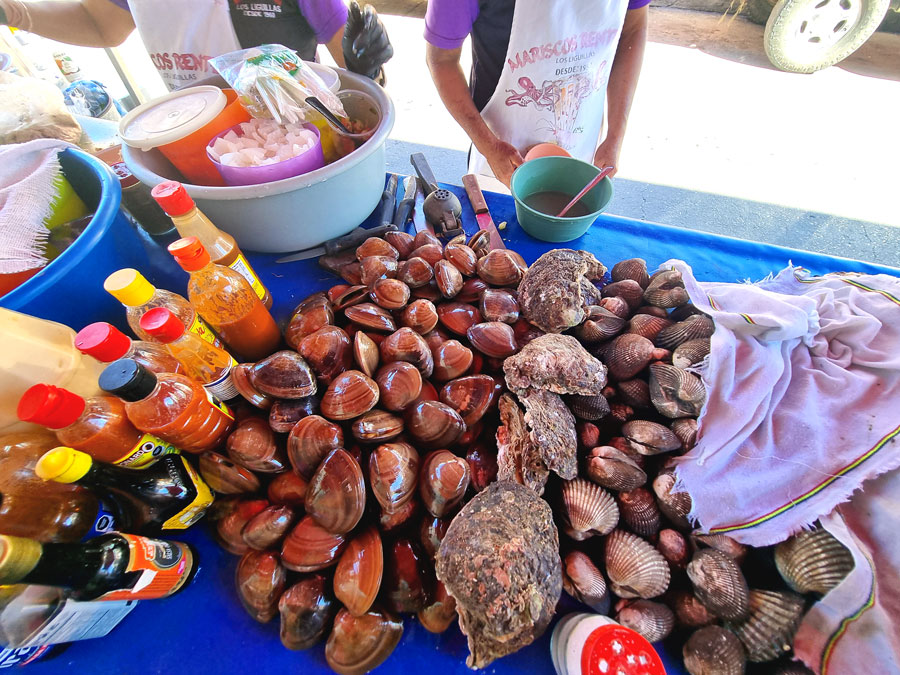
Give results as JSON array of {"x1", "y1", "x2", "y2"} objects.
[
  {"x1": 102, "y1": 268, "x2": 223, "y2": 349},
  {"x1": 35, "y1": 447, "x2": 213, "y2": 534}
]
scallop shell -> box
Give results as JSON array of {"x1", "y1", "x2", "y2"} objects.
[
  {"x1": 682, "y1": 625, "x2": 747, "y2": 675},
  {"x1": 692, "y1": 532, "x2": 749, "y2": 565},
  {"x1": 687, "y1": 549, "x2": 750, "y2": 621},
  {"x1": 667, "y1": 590, "x2": 717, "y2": 629},
  {"x1": 604, "y1": 334, "x2": 671, "y2": 381},
  {"x1": 616, "y1": 378, "x2": 651, "y2": 409},
  {"x1": 561, "y1": 478, "x2": 619, "y2": 538},
  {"x1": 671, "y1": 418, "x2": 699, "y2": 451},
  {"x1": 774, "y1": 525, "x2": 854, "y2": 595},
  {"x1": 611, "y1": 258, "x2": 650, "y2": 289},
  {"x1": 618, "y1": 487, "x2": 661, "y2": 538},
  {"x1": 653, "y1": 468, "x2": 693, "y2": 528},
  {"x1": 649, "y1": 363, "x2": 706, "y2": 418},
  {"x1": 604, "y1": 529, "x2": 670, "y2": 599},
  {"x1": 672, "y1": 338, "x2": 711, "y2": 369},
  {"x1": 727, "y1": 590, "x2": 805, "y2": 663},
  {"x1": 644, "y1": 269, "x2": 690, "y2": 308},
  {"x1": 622, "y1": 420, "x2": 682, "y2": 455},
  {"x1": 586, "y1": 445, "x2": 648, "y2": 492},
  {"x1": 626, "y1": 313, "x2": 673, "y2": 341},
  {"x1": 602, "y1": 279, "x2": 645, "y2": 310},
  {"x1": 562, "y1": 551, "x2": 610, "y2": 614},
  {"x1": 655, "y1": 314, "x2": 716, "y2": 350},
  {"x1": 616, "y1": 600, "x2": 675, "y2": 643},
  {"x1": 566, "y1": 393, "x2": 610, "y2": 421}
]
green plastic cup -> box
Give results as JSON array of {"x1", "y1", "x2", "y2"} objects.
[{"x1": 511, "y1": 156, "x2": 613, "y2": 243}]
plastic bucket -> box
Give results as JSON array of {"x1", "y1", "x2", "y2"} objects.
[
  {"x1": 0, "y1": 149, "x2": 187, "y2": 333},
  {"x1": 511, "y1": 156, "x2": 613, "y2": 243},
  {"x1": 45, "y1": 174, "x2": 88, "y2": 229}
]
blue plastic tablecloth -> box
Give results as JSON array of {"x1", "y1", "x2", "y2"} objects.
[{"x1": 31, "y1": 179, "x2": 899, "y2": 674}]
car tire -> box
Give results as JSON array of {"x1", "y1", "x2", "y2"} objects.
[
  {"x1": 745, "y1": 0, "x2": 776, "y2": 25},
  {"x1": 764, "y1": 0, "x2": 890, "y2": 72}
]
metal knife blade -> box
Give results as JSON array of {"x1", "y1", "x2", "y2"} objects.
[
  {"x1": 411, "y1": 178, "x2": 433, "y2": 235},
  {"x1": 394, "y1": 176, "x2": 417, "y2": 229},
  {"x1": 381, "y1": 174, "x2": 399, "y2": 225},
  {"x1": 461, "y1": 174, "x2": 505, "y2": 250},
  {"x1": 275, "y1": 223, "x2": 400, "y2": 264}
]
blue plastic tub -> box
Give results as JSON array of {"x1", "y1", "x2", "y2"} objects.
[{"x1": 0, "y1": 148, "x2": 186, "y2": 333}]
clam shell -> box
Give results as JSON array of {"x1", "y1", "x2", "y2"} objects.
[
  {"x1": 655, "y1": 314, "x2": 716, "y2": 350},
  {"x1": 375, "y1": 361, "x2": 423, "y2": 412},
  {"x1": 216, "y1": 498, "x2": 268, "y2": 555},
  {"x1": 356, "y1": 237, "x2": 399, "y2": 261},
  {"x1": 480, "y1": 289, "x2": 519, "y2": 324},
  {"x1": 407, "y1": 400, "x2": 466, "y2": 449},
  {"x1": 604, "y1": 528, "x2": 671, "y2": 599},
  {"x1": 437, "y1": 302, "x2": 483, "y2": 336},
  {"x1": 668, "y1": 590, "x2": 718, "y2": 629},
  {"x1": 444, "y1": 243, "x2": 478, "y2": 276},
  {"x1": 331, "y1": 285, "x2": 370, "y2": 312},
  {"x1": 339, "y1": 262, "x2": 363, "y2": 286},
  {"x1": 653, "y1": 469, "x2": 693, "y2": 528},
  {"x1": 604, "y1": 333, "x2": 671, "y2": 381},
  {"x1": 325, "y1": 607, "x2": 404, "y2": 675},
  {"x1": 279, "y1": 575, "x2": 336, "y2": 651},
  {"x1": 413, "y1": 230, "x2": 441, "y2": 249},
  {"x1": 467, "y1": 228, "x2": 491, "y2": 257},
  {"x1": 419, "y1": 449, "x2": 470, "y2": 517},
  {"x1": 602, "y1": 279, "x2": 645, "y2": 310},
  {"x1": 241, "y1": 505, "x2": 296, "y2": 550},
  {"x1": 562, "y1": 551, "x2": 609, "y2": 614},
  {"x1": 380, "y1": 327, "x2": 434, "y2": 378},
  {"x1": 432, "y1": 339, "x2": 473, "y2": 382},
  {"x1": 345, "y1": 303, "x2": 397, "y2": 333},
  {"x1": 334, "y1": 526, "x2": 384, "y2": 617},
  {"x1": 611, "y1": 258, "x2": 650, "y2": 288},
  {"x1": 727, "y1": 590, "x2": 805, "y2": 663},
  {"x1": 232, "y1": 363, "x2": 273, "y2": 409},
  {"x1": 476, "y1": 248, "x2": 526, "y2": 286},
  {"x1": 616, "y1": 378, "x2": 652, "y2": 408},
  {"x1": 382, "y1": 538, "x2": 434, "y2": 613},
  {"x1": 617, "y1": 599, "x2": 675, "y2": 643},
  {"x1": 692, "y1": 532, "x2": 750, "y2": 564},
  {"x1": 305, "y1": 449, "x2": 366, "y2": 534},
  {"x1": 434, "y1": 259, "x2": 464, "y2": 299},
  {"x1": 565, "y1": 393, "x2": 610, "y2": 421},
  {"x1": 626, "y1": 313, "x2": 674, "y2": 341},
  {"x1": 457, "y1": 277, "x2": 490, "y2": 303},
  {"x1": 287, "y1": 414, "x2": 343, "y2": 478},
  {"x1": 227, "y1": 416, "x2": 286, "y2": 473},
  {"x1": 353, "y1": 330, "x2": 379, "y2": 378},
  {"x1": 644, "y1": 269, "x2": 690, "y2": 308},
  {"x1": 418, "y1": 580, "x2": 457, "y2": 634},
  {"x1": 671, "y1": 417, "x2": 699, "y2": 451},
  {"x1": 687, "y1": 548, "x2": 750, "y2": 621},
  {"x1": 672, "y1": 338, "x2": 711, "y2": 369},
  {"x1": 282, "y1": 514, "x2": 347, "y2": 572},
  {"x1": 408, "y1": 243, "x2": 444, "y2": 267},
  {"x1": 370, "y1": 278, "x2": 411, "y2": 310},
  {"x1": 440, "y1": 375, "x2": 500, "y2": 427},
  {"x1": 300, "y1": 326, "x2": 352, "y2": 384},
  {"x1": 285, "y1": 294, "x2": 334, "y2": 348},
  {"x1": 267, "y1": 471, "x2": 308, "y2": 507},
  {"x1": 420, "y1": 515, "x2": 452, "y2": 559},
  {"x1": 236, "y1": 550, "x2": 286, "y2": 623},
  {"x1": 561, "y1": 477, "x2": 619, "y2": 537},
  {"x1": 400, "y1": 299, "x2": 439, "y2": 334},
  {"x1": 586, "y1": 445, "x2": 648, "y2": 491},
  {"x1": 623, "y1": 420, "x2": 683, "y2": 455},
  {"x1": 466, "y1": 321, "x2": 518, "y2": 358},
  {"x1": 350, "y1": 409, "x2": 404, "y2": 443},
  {"x1": 683, "y1": 625, "x2": 747, "y2": 675},
  {"x1": 250, "y1": 351, "x2": 317, "y2": 399},
  {"x1": 576, "y1": 306, "x2": 625, "y2": 343},
  {"x1": 379, "y1": 496, "x2": 421, "y2": 533},
  {"x1": 397, "y1": 256, "x2": 434, "y2": 288},
  {"x1": 465, "y1": 442, "x2": 498, "y2": 492},
  {"x1": 649, "y1": 363, "x2": 706, "y2": 418},
  {"x1": 359, "y1": 255, "x2": 398, "y2": 286},
  {"x1": 269, "y1": 396, "x2": 319, "y2": 433},
  {"x1": 657, "y1": 528, "x2": 690, "y2": 570},
  {"x1": 369, "y1": 442, "x2": 419, "y2": 513},
  {"x1": 618, "y1": 487, "x2": 661, "y2": 538},
  {"x1": 599, "y1": 295, "x2": 631, "y2": 319},
  {"x1": 774, "y1": 525, "x2": 854, "y2": 595},
  {"x1": 199, "y1": 452, "x2": 260, "y2": 494},
  {"x1": 384, "y1": 230, "x2": 415, "y2": 259},
  {"x1": 411, "y1": 280, "x2": 442, "y2": 303},
  {"x1": 320, "y1": 370, "x2": 380, "y2": 421}
]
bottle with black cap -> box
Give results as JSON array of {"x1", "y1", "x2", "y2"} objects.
[{"x1": 98, "y1": 359, "x2": 234, "y2": 455}]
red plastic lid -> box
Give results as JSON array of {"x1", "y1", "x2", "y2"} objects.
[
  {"x1": 151, "y1": 181, "x2": 195, "y2": 217},
  {"x1": 17, "y1": 384, "x2": 87, "y2": 429},
  {"x1": 168, "y1": 236, "x2": 210, "y2": 272},
  {"x1": 75, "y1": 322, "x2": 132, "y2": 362},
  {"x1": 581, "y1": 624, "x2": 665, "y2": 675},
  {"x1": 139, "y1": 307, "x2": 185, "y2": 343}
]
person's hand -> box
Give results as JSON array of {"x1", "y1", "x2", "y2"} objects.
[
  {"x1": 343, "y1": 2, "x2": 393, "y2": 81},
  {"x1": 483, "y1": 138, "x2": 524, "y2": 187},
  {"x1": 593, "y1": 137, "x2": 623, "y2": 177}
]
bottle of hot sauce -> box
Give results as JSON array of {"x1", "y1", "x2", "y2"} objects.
[
  {"x1": 139, "y1": 307, "x2": 239, "y2": 401},
  {"x1": 168, "y1": 237, "x2": 281, "y2": 361},
  {"x1": 16, "y1": 385, "x2": 180, "y2": 468},
  {"x1": 74, "y1": 322, "x2": 185, "y2": 376},
  {"x1": 151, "y1": 181, "x2": 273, "y2": 308},
  {"x1": 98, "y1": 359, "x2": 234, "y2": 454}
]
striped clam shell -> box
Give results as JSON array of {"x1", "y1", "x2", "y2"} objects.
[
  {"x1": 562, "y1": 551, "x2": 610, "y2": 614},
  {"x1": 672, "y1": 338, "x2": 711, "y2": 369},
  {"x1": 604, "y1": 334, "x2": 671, "y2": 382},
  {"x1": 669, "y1": 302, "x2": 705, "y2": 322},
  {"x1": 656, "y1": 528, "x2": 690, "y2": 570},
  {"x1": 622, "y1": 420, "x2": 682, "y2": 456},
  {"x1": 565, "y1": 393, "x2": 610, "y2": 421},
  {"x1": 604, "y1": 529, "x2": 670, "y2": 599},
  {"x1": 575, "y1": 306, "x2": 626, "y2": 343},
  {"x1": 561, "y1": 478, "x2": 619, "y2": 538},
  {"x1": 586, "y1": 446, "x2": 647, "y2": 492},
  {"x1": 611, "y1": 258, "x2": 650, "y2": 289},
  {"x1": 667, "y1": 590, "x2": 717, "y2": 629},
  {"x1": 652, "y1": 468, "x2": 692, "y2": 528},
  {"x1": 655, "y1": 314, "x2": 716, "y2": 350},
  {"x1": 634, "y1": 305, "x2": 670, "y2": 319},
  {"x1": 616, "y1": 378, "x2": 651, "y2": 409},
  {"x1": 602, "y1": 279, "x2": 645, "y2": 311},
  {"x1": 687, "y1": 548, "x2": 750, "y2": 621},
  {"x1": 649, "y1": 363, "x2": 706, "y2": 418},
  {"x1": 683, "y1": 625, "x2": 747, "y2": 675},
  {"x1": 644, "y1": 270, "x2": 690, "y2": 308},
  {"x1": 774, "y1": 525, "x2": 854, "y2": 595},
  {"x1": 670, "y1": 418, "x2": 699, "y2": 452},
  {"x1": 617, "y1": 487, "x2": 661, "y2": 538},
  {"x1": 616, "y1": 599, "x2": 675, "y2": 643},
  {"x1": 626, "y1": 313, "x2": 674, "y2": 341},
  {"x1": 598, "y1": 295, "x2": 631, "y2": 319},
  {"x1": 692, "y1": 532, "x2": 749, "y2": 565},
  {"x1": 727, "y1": 589, "x2": 805, "y2": 663}
]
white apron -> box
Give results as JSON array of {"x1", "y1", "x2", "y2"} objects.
[
  {"x1": 469, "y1": 0, "x2": 629, "y2": 176},
  {"x1": 128, "y1": 0, "x2": 241, "y2": 91}
]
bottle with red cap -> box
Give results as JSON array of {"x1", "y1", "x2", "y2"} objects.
[
  {"x1": 16, "y1": 384, "x2": 180, "y2": 468},
  {"x1": 151, "y1": 181, "x2": 272, "y2": 308},
  {"x1": 139, "y1": 307, "x2": 239, "y2": 401},
  {"x1": 74, "y1": 322, "x2": 186, "y2": 376},
  {"x1": 168, "y1": 236, "x2": 281, "y2": 361},
  {"x1": 551, "y1": 613, "x2": 665, "y2": 675}
]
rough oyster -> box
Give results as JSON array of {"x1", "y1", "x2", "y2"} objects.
[
  {"x1": 519, "y1": 388, "x2": 578, "y2": 480},
  {"x1": 495, "y1": 393, "x2": 549, "y2": 494},
  {"x1": 503, "y1": 334, "x2": 607, "y2": 396}
]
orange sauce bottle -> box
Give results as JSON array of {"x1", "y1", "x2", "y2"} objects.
[
  {"x1": 168, "y1": 237, "x2": 281, "y2": 361},
  {"x1": 98, "y1": 359, "x2": 234, "y2": 454},
  {"x1": 16, "y1": 384, "x2": 180, "y2": 468},
  {"x1": 75, "y1": 321, "x2": 186, "y2": 376}
]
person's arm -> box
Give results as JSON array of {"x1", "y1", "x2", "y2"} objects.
[
  {"x1": 324, "y1": 25, "x2": 347, "y2": 68},
  {"x1": 0, "y1": 0, "x2": 134, "y2": 47},
  {"x1": 593, "y1": 4, "x2": 649, "y2": 175},
  {"x1": 426, "y1": 43, "x2": 523, "y2": 187}
]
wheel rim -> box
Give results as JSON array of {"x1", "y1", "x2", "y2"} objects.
[{"x1": 788, "y1": 0, "x2": 864, "y2": 51}]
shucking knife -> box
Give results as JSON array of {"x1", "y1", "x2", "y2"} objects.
[
  {"x1": 394, "y1": 176, "x2": 417, "y2": 230},
  {"x1": 461, "y1": 174, "x2": 506, "y2": 250},
  {"x1": 410, "y1": 177, "x2": 432, "y2": 235}
]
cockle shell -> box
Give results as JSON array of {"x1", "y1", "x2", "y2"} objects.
[
  {"x1": 644, "y1": 269, "x2": 690, "y2": 308},
  {"x1": 400, "y1": 299, "x2": 439, "y2": 334},
  {"x1": 626, "y1": 313, "x2": 674, "y2": 341},
  {"x1": 649, "y1": 363, "x2": 706, "y2": 418},
  {"x1": 692, "y1": 532, "x2": 749, "y2": 565},
  {"x1": 653, "y1": 468, "x2": 693, "y2": 528},
  {"x1": 604, "y1": 334, "x2": 671, "y2": 381},
  {"x1": 618, "y1": 487, "x2": 661, "y2": 538},
  {"x1": 369, "y1": 442, "x2": 419, "y2": 513},
  {"x1": 287, "y1": 414, "x2": 343, "y2": 478},
  {"x1": 602, "y1": 279, "x2": 645, "y2": 310},
  {"x1": 668, "y1": 590, "x2": 718, "y2": 629},
  {"x1": 305, "y1": 449, "x2": 366, "y2": 534},
  {"x1": 576, "y1": 306, "x2": 625, "y2": 343},
  {"x1": 617, "y1": 599, "x2": 675, "y2": 643},
  {"x1": 320, "y1": 370, "x2": 380, "y2": 421},
  {"x1": 586, "y1": 445, "x2": 648, "y2": 492},
  {"x1": 727, "y1": 590, "x2": 805, "y2": 663},
  {"x1": 384, "y1": 230, "x2": 415, "y2": 259},
  {"x1": 279, "y1": 575, "x2": 336, "y2": 651},
  {"x1": 236, "y1": 550, "x2": 286, "y2": 623},
  {"x1": 599, "y1": 295, "x2": 630, "y2": 319},
  {"x1": 562, "y1": 551, "x2": 610, "y2": 614},
  {"x1": 565, "y1": 393, "x2": 610, "y2": 421},
  {"x1": 611, "y1": 258, "x2": 650, "y2": 289},
  {"x1": 434, "y1": 259, "x2": 464, "y2": 299},
  {"x1": 604, "y1": 529, "x2": 671, "y2": 599},
  {"x1": 561, "y1": 478, "x2": 619, "y2": 538},
  {"x1": 671, "y1": 418, "x2": 699, "y2": 451},
  {"x1": 397, "y1": 256, "x2": 434, "y2": 288},
  {"x1": 634, "y1": 305, "x2": 670, "y2": 319},
  {"x1": 687, "y1": 549, "x2": 750, "y2": 621},
  {"x1": 616, "y1": 378, "x2": 652, "y2": 409},
  {"x1": 345, "y1": 302, "x2": 397, "y2": 333},
  {"x1": 657, "y1": 528, "x2": 690, "y2": 570},
  {"x1": 375, "y1": 361, "x2": 423, "y2": 412},
  {"x1": 683, "y1": 625, "x2": 747, "y2": 675},
  {"x1": 334, "y1": 526, "x2": 384, "y2": 617},
  {"x1": 672, "y1": 338, "x2": 711, "y2": 369},
  {"x1": 325, "y1": 607, "x2": 404, "y2": 675},
  {"x1": 300, "y1": 326, "x2": 352, "y2": 384},
  {"x1": 623, "y1": 420, "x2": 683, "y2": 455},
  {"x1": 655, "y1": 314, "x2": 716, "y2": 350},
  {"x1": 380, "y1": 327, "x2": 434, "y2": 378},
  {"x1": 774, "y1": 525, "x2": 854, "y2": 595}
]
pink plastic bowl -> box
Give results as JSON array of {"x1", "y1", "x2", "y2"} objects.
[{"x1": 206, "y1": 122, "x2": 325, "y2": 187}]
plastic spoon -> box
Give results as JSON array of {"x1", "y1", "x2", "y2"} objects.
[
  {"x1": 305, "y1": 96, "x2": 352, "y2": 134},
  {"x1": 556, "y1": 165, "x2": 615, "y2": 218}
]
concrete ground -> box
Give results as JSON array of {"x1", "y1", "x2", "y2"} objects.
[{"x1": 370, "y1": 5, "x2": 900, "y2": 268}]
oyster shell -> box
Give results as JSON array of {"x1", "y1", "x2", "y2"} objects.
[
  {"x1": 561, "y1": 478, "x2": 620, "y2": 538},
  {"x1": 727, "y1": 590, "x2": 805, "y2": 663},
  {"x1": 687, "y1": 548, "x2": 750, "y2": 621},
  {"x1": 617, "y1": 599, "x2": 675, "y2": 643},
  {"x1": 562, "y1": 551, "x2": 610, "y2": 614},
  {"x1": 519, "y1": 388, "x2": 578, "y2": 480},
  {"x1": 496, "y1": 392, "x2": 549, "y2": 494},
  {"x1": 604, "y1": 528, "x2": 671, "y2": 599},
  {"x1": 683, "y1": 625, "x2": 747, "y2": 675},
  {"x1": 774, "y1": 524, "x2": 854, "y2": 595},
  {"x1": 503, "y1": 333, "x2": 607, "y2": 396},
  {"x1": 649, "y1": 363, "x2": 706, "y2": 418},
  {"x1": 518, "y1": 249, "x2": 606, "y2": 333}
]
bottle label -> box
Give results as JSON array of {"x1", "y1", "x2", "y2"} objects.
[
  {"x1": 161, "y1": 457, "x2": 214, "y2": 530},
  {"x1": 229, "y1": 253, "x2": 267, "y2": 302},
  {"x1": 115, "y1": 433, "x2": 180, "y2": 468},
  {"x1": 203, "y1": 388, "x2": 235, "y2": 420},
  {"x1": 0, "y1": 646, "x2": 51, "y2": 668},
  {"x1": 97, "y1": 534, "x2": 193, "y2": 601},
  {"x1": 187, "y1": 314, "x2": 224, "y2": 350},
  {"x1": 17, "y1": 599, "x2": 138, "y2": 648},
  {"x1": 85, "y1": 506, "x2": 117, "y2": 540},
  {"x1": 203, "y1": 359, "x2": 239, "y2": 401}
]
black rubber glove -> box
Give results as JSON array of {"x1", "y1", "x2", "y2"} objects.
[{"x1": 342, "y1": 2, "x2": 393, "y2": 81}]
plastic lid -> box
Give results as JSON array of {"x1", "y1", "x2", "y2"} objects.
[
  {"x1": 581, "y1": 624, "x2": 665, "y2": 675},
  {"x1": 99, "y1": 359, "x2": 159, "y2": 402},
  {"x1": 118, "y1": 86, "x2": 227, "y2": 151},
  {"x1": 140, "y1": 307, "x2": 186, "y2": 343},
  {"x1": 75, "y1": 322, "x2": 132, "y2": 362},
  {"x1": 151, "y1": 181, "x2": 195, "y2": 217},
  {"x1": 104, "y1": 268, "x2": 156, "y2": 307},
  {"x1": 17, "y1": 384, "x2": 86, "y2": 429},
  {"x1": 168, "y1": 236, "x2": 210, "y2": 272},
  {"x1": 35, "y1": 447, "x2": 93, "y2": 483},
  {"x1": 0, "y1": 536, "x2": 42, "y2": 584}
]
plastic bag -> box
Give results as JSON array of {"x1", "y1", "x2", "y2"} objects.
[
  {"x1": 0, "y1": 72, "x2": 82, "y2": 145},
  {"x1": 211, "y1": 45, "x2": 346, "y2": 125}
]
